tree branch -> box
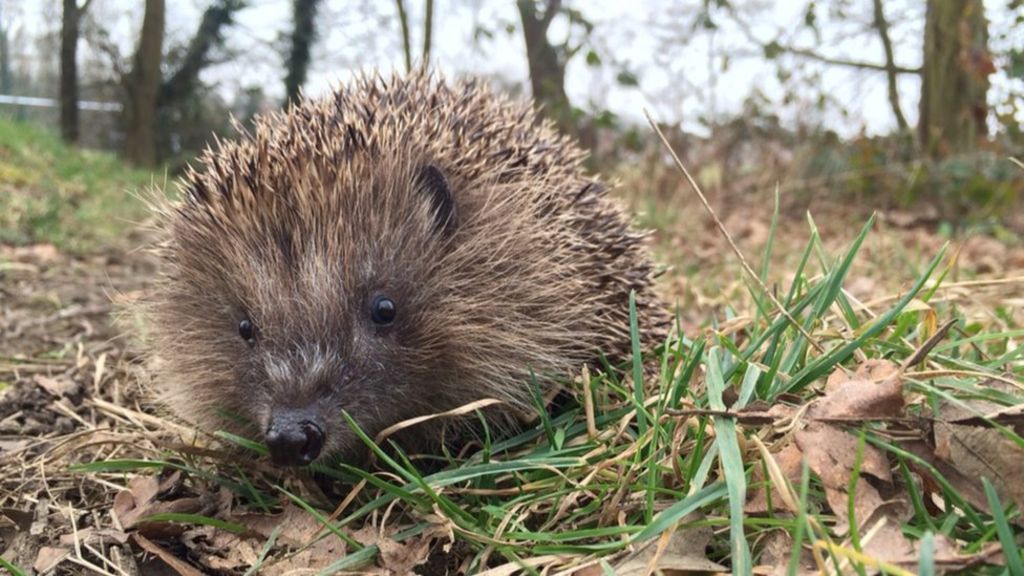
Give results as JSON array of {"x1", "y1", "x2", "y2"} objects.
[
  {"x1": 872, "y1": 0, "x2": 909, "y2": 130},
  {"x1": 394, "y1": 0, "x2": 412, "y2": 72},
  {"x1": 539, "y1": 0, "x2": 562, "y2": 31},
  {"x1": 284, "y1": 0, "x2": 321, "y2": 105},
  {"x1": 769, "y1": 43, "x2": 920, "y2": 74},
  {"x1": 726, "y1": 6, "x2": 920, "y2": 75},
  {"x1": 159, "y1": 0, "x2": 246, "y2": 107},
  {"x1": 422, "y1": 0, "x2": 434, "y2": 63}
]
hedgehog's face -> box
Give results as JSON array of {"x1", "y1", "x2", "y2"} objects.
[{"x1": 162, "y1": 162, "x2": 464, "y2": 467}]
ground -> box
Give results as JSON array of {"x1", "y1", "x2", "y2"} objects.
[{"x1": 1, "y1": 120, "x2": 1023, "y2": 574}]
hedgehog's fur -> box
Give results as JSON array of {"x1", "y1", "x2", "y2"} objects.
[{"x1": 145, "y1": 71, "x2": 670, "y2": 464}]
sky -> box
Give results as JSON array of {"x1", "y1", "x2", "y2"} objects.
[{"x1": 4, "y1": 0, "x2": 1022, "y2": 138}]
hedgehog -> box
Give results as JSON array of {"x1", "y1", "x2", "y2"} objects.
[{"x1": 143, "y1": 71, "x2": 670, "y2": 467}]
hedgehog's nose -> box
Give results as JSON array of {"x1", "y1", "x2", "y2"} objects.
[{"x1": 265, "y1": 410, "x2": 324, "y2": 466}]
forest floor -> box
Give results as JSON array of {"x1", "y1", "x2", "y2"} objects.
[{"x1": 1, "y1": 119, "x2": 1023, "y2": 574}]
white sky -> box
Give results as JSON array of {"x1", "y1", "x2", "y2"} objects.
[{"x1": 4, "y1": 0, "x2": 1022, "y2": 137}]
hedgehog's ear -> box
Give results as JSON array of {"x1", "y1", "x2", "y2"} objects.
[{"x1": 416, "y1": 164, "x2": 457, "y2": 237}]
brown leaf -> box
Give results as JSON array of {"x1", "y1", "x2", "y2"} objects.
[
  {"x1": 754, "y1": 529, "x2": 815, "y2": 575},
  {"x1": 33, "y1": 545, "x2": 70, "y2": 573},
  {"x1": 746, "y1": 444, "x2": 803, "y2": 515},
  {"x1": 112, "y1": 471, "x2": 211, "y2": 538},
  {"x1": 797, "y1": 424, "x2": 889, "y2": 534},
  {"x1": 934, "y1": 420, "x2": 1024, "y2": 511},
  {"x1": 793, "y1": 361, "x2": 904, "y2": 534},
  {"x1": 377, "y1": 525, "x2": 446, "y2": 575},
  {"x1": 230, "y1": 502, "x2": 336, "y2": 547},
  {"x1": 901, "y1": 439, "x2": 990, "y2": 513},
  {"x1": 946, "y1": 402, "x2": 1024, "y2": 432},
  {"x1": 861, "y1": 520, "x2": 1004, "y2": 571},
  {"x1": 180, "y1": 526, "x2": 261, "y2": 573},
  {"x1": 223, "y1": 504, "x2": 350, "y2": 575},
  {"x1": 0, "y1": 508, "x2": 33, "y2": 532},
  {"x1": 33, "y1": 374, "x2": 79, "y2": 398},
  {"x1": 915, "y1": 379, "x2": 1024, "y2": 513},
  {"x1": 613, "y1": 518, "x2": 725, "y2": 575},
  {"x1": 796, "y1": 423, "x2": 891, "y2": 486},
  {"x1": 131, "y1": 533, "x2": 205, "y2": 576},
  {"x1": 814, "y1": 375, "x2": 903, "y2": 421},
  {"x1": 856, "y1": 504, "x2": 916, "y2": 561}
]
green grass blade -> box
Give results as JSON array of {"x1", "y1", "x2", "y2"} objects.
[
  {"x1": 633, "y1": 482, "x2": 728, "y2": 541},
  {"x1": 629, "y1": 290, "x2": 648, "y2": 439},
  {"x1": 706, "y1": 347, "x2": 752, "y2": 575},
  {"x1": 788, "y1": 245, "x2": 948, "y2": 391},
  {"x1": 0, "y1": 557, "x2": 29, "y2": 576},
  {"x1": 243, "y1": 525, "x2": 281, "y2": 576},
  {"x1": 982, "y1": 478, "x2": 1024, "y2": 575},
  {"x1": 918, "y1": 532, "x2": 935, "y2": 576}
]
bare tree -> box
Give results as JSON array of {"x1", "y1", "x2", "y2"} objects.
[
  {"x1": 516, "y1": 0, "x2": 573, "y2": 133},
  {"x1": 919, "y1": 0, "x2": 992, "y2": 157},
  {"x1": 123, "y1": 0, "x2": 164, "y2": 166},
  {"x1": 60, "y1": 0, "x2": 93, "y2": 144},
  {"x1": 285, "y1": 0, "x2": 322, "y2": 105},
  {"x1": 119, "y1": 0, "x2": 246, "y2": 166}
]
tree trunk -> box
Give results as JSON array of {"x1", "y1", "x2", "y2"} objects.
[
  {"x1": 0, "y1": 3, "x2": 9, "y2": 96},
  {"x1": 60, "y1": 0, "x2": 82, "y2": 144},
  {"x1": 285, "y1": 0, "x2": 320, "y2": 105},
  {"x1": 918, "y1": 0, "x2": 991, "y2": 157},
  {"x1": 123, "y1": 0, "x2": 165, "y2": 167},
  {"x1": 516, "y1": 0, "x2": 574, "y2": 135}
]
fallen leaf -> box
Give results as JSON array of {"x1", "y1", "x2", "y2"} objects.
[
  {"x1": 0, "y1": 508, "x2": 33, "y2": 532},
  {"x1": 33, "y1": 374, "x2": 79, "y2": 398},
  {"x1": 224, "y1": 503, "x2": 350, "y2": 575},
  {"x1": 795, "y1": 361, "x2": 903, "y2": 534},
  {"x1": 901, "y1": 439, "x2": 990, "y2": 514},
  {"x1": 945, "y1": 402, "x2": 1024, "y2": 432},
  {"x1": 754, "y1": 529, "x2": 815, "y2": 575},
  {"x1": 180, "y1": 526, "x2": 261, "y2": 573},
  {"x1": 932, "y1": 385, "x2": 1024, "y2": 512},
  {"x1": 131, "y1": 533, "x2": 205, "y2": 576},
  {"x1": 112, "y1": 470, "x2": 212, "y2": 538},
  {"x1": 746, "y1": 444, "x2": 803, "y2": 515},
  {"x1": 0, "y1": 439, "x2": 30, "y2": 453},
  {"x1": 33, "y1": 545, "x2": 70, "y2": 573},
  {"x1": 377, "y1": 525, "x2": 444, "y2": 575},
  {"x1": 613, "y1": 517, "x2": 725, "y2": 575},
  {"x1": 229, "y1": 502, "x2": 336, "y2": 547},
  {"x1": 816, "y1": 372, "x2": 903, "y2": 422}
]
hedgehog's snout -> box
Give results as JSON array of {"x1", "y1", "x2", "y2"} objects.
[{"x1": 265, "y1": 407, "x2": 325, "y2": 466}]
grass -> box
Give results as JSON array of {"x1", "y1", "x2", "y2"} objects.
[
  {"x1": 0, "y1": 116, "x2": 155, "y2": 252},
  {"x1": 1, "y1": 119, "x2": 1021, "y2": 573},
  {"x1": 75, "y1": 201, "x2": 1022, "y2": 573}
]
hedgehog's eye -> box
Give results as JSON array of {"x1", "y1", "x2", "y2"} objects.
[
  {"x1": 238, "y1": 318, "x2": 257, "y2": 344},
  {"x1": 370, "y1": 296, "x2": 396, "y2": 326}
]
